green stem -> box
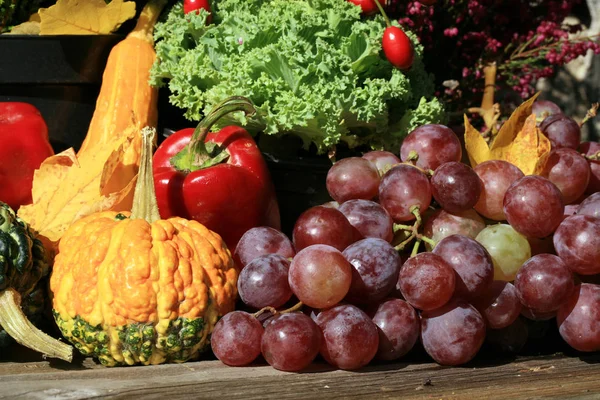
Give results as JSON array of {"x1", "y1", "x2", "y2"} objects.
[
  {"x1": 373, "y1": 0, "x2": 391, "y2": 27},
  {"x1": 252, "y1": 301, "x2": 304, "y2": 319},
  {"x1": 411, "y1": 239, "x2": 421, "y2": 257},
  {"x1": 0, "y1": 288, "x2": 73, "y2": 362},
  {"x1": 184, "y1": 97, "x2": 256, "y2": 170}
]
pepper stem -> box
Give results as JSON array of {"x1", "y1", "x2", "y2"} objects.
[
  {"x1": 130, "y1": 127, "x2": 160, "y2": 223},
  {"x1": 172, "y1": 97, "x2": 256, "y2": 173},
  {"x1": 0, "y1": 288, "x2": 73, "y2": 362},
  {"x1": 373, "y1": 0, "x2": 391, "y2": 27}
]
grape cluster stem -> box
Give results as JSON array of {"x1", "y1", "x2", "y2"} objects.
[
  {"x1": 252, "y1": 301, "x2": 304, "y2": 320},
  {"x1": 393, "y1": 206, "x2": 436, "y2": 256}
]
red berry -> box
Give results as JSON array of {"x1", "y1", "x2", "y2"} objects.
[
  {"x1": 382, "y1": 26, "x2": 415, "y2": 70},
  {"x1": 184, "y1": 0, "x2": 212, "y2": 24},
  {"x1": 347, "y1": 0, "x2": 379, "y2": 15}
]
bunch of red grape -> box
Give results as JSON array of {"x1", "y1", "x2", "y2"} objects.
[{"x1": 211, "y1": 100, "x2": 600, "y2": 371}]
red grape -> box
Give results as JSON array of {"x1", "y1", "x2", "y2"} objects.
[
  {"x1": 503, "y1": 176, "x2": 564, "y2": 238},
  {"x1": 485, "y1": 317, "x2": 529, "y2": 354},
  {"x1": 420, "y1": 301, "x2": 486, "y2": 366},
  {"x1": 432, "y1": 234, "x2": 493, "y2": 300},
  {"x1": 368, "y1": 298, "x2": 420, "y2": 361},
  {"x1": 234, "y1": 227, "x2": 295, "y2": 268},
  {"x1": 261, "y1": 313, "x2": 322, "y2": 371},
  {"x1": 292, "y1": 206, "x2": 359, "y2": 251},
  {"x1": 520, "y1": 306, "x2": 557, "y2": 321},
  {"x1": 539, "y1": 114, "x2": 581, "y2": 149},
  {"x1": 342, "y1": 238, "x2": 402, "y2": 304},
  {"x1": 532, "y1": 100, "x2": 562, "y2": 122},
  {"x1": 553, "y1": 215, "x2": 600, "y2": 275},
  {"x1": 379, "y1": 164, "x2": 432, "y2": 222},
  {"x1": 423, "y1": 209, "x2": 486, "y2": 249},
  {"x1": 473, "y1": 281, "x2": 521, "y2": 329},
  {"x1": 514, "y1": 254, "x2": 574, "y2": 313},
  {"x1": 400, "y1": 124, "x2": 462, "y2": 171},
  {"x1": 326, "y1": 157, "x2": 380, "y2": 203},
  {"x1": 288, "y1": 244, "x2": 352, "y2": 309},
  {"x1": 541, "y1": 148, "x2": 590, "y2": 204},
  {"x1": 238, "y1": 254, "x2": 292, "y2": 310},
  {"x1": 338, "y1": 199, "x2": 394, "y2": 242},
  {"x1": 430, "y1": 162, "x2": 482, "y2": 213},
  {"x1": 398, "y1": 253, "x2": 455, "y2": 311},
  {"x1": 211, "y1": 311, "x2": 263, "y2": 366},
  {"x1": 474, "y1": 160, "x2": 524, "y2": 220},
  {"x1": 316, "y1": 304, "x2": 379, "y2": 370},
  {"x1": 362, "y1": 150, "x2": 401, "y2": 175},
  {"x1": 557, "y1": 283, "x2": 600, "y2": 352},
  {"x1": 580, "y1": 141, "x2": 600, "y2": 194},
  {"x1": 577, "y1": 192, "x2": 600, "y2": 218}
]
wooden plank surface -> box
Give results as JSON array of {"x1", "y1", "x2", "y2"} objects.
[{"x1": 0, "y1": 348, "x2": 599, "y2": 399}]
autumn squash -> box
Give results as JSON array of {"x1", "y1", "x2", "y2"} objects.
[
  {"x1": 50, "y1": 127, "x2": 238, "y2": 366},
  {"x1": 77, "y1": 0, "x2": 165, "y2": 206},
  {"x1": 18, "y1": 0, "x2": 166, "y2": 249},
  {"x1": 0, "y1": 202, "x2": 72, "y2": 361}
]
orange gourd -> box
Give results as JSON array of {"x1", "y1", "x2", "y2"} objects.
[
  {"x1": 51, "y1": 128, "x2": 238, "y2": 366},
  {"x1": 78, "y1": 0, "x2": 164, "y2": 204}
]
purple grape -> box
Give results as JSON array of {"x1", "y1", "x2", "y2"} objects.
[
  {"x1": 474, "y1": 160, "x2": 524, "y2": 220},
  {"x1": 292, "y1": 206, "x2": 360, "y2": 251},
  {"x1": 338, "y1": 199, "x2": 394, "y2": 242},
  {"x1": 580, "y1": 141, "x2": 600, "y2": 194},
  {"x1": 557, "y1": 283, "x2": 600, "y2": 352},
  {"x1": 342, "y1": 238, "x2": 402, "y2": 304},
  {"x1": 261, "y1": 313, "x2": 322, "y2": 371},
  {"x1": 503, "y1": 176, "x2": 564, "y2": 238},
  {"x1": 368, "y1": 298, "x2": 420, "y2": 361},
  {"x1": 423, "y1": 209, "x2": 486, "y2": 249},
  {"x1": 539, "y1": 114, "x2": 581, "y2": 149},
  {"x1": 577, "y1": 192, "x2": 600, "y2": 218},
  {"x1": 514, "y1": 254, "x2": 574, "y2": 313},
  {"x1": 234, "y1": 227, "x2": 295, "y2": 268},
  {"x1": 379, "y1": 164, "x2": 432, "y2": 222},
  {"x1": 399, "y1": 253, "x2": 456, "y2": 311},
  {"x1": 432, "y1": 234, "x2": 494, "y2": 300},
  {"x1": 326, "y1": 157, "x2": 380, "y2": 203},
  {"x1": 211, "y1": 311, "x2": 263, "y2": 366},
  {"x1": 316, "y1": 304, "x2": 379, "y2": 370},
  {"x1": 362, "y1": 150, "x2": 401, "y2": 175},
  {"x1": 420, "y1": 301, "x2": 486, "y2": 366},
  {"x1": 541, "y1": 148, "x2": 590, "y2": 204},
  {"x1": 431, "y1": 161, "x2": 482, "y2": 213},
  {"x1": 532, "y1": 100, "x2": 562, "y2": 122},
  {"x1": 473, "y1": 281, "x2": 522, "y2": 329},
  {"x1": 400, "y1": 124, "x2": 462, "y2": 171},
  {"x1": 553, "y1": 215, "x2": 600, "y2": 275},
  {"x1": 238, "y1": 254, "x2": 292, "y2": 310}
]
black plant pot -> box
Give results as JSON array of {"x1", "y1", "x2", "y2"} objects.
[{"x1": 0, "y1": 34, "x2": 124, "y2": 152}]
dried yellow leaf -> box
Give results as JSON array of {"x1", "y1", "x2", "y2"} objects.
[
  {"x1": 6, "y1": 21, "x2": 40, "y2": 35},
  {"x1": 18, "y1": 132, "x2": 138, "y2": 244},
  {"x1": 464, "y1": 94, "x2": 551, "y2": 175},
  {"x1": 39, "y1": 0, "x2": 136, "y2": 35}
]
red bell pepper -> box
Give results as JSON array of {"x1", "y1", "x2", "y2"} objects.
[
  {"x1": 153, "y1": 97, "x2": 280, "y2": 251},
  {"x1": 0, "y1": 103, "x2": 54, "y2": 211}
]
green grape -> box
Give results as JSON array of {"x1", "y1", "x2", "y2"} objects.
[{"x1": 475, "y1": 224, "x2": 531, "y2": 281}]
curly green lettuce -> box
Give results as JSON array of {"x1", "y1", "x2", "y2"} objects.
[{"x1": 150, "y1": 0, "x2": 445, "y2": 152}]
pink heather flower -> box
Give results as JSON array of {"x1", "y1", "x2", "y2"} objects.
[{"x1": 444, "y1": 27, "x2": 459, "y2": 37}]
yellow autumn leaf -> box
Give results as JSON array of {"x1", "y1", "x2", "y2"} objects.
[
  {"x1": 464, "y1": 94, "x2": 551, "y2": 175},
  {"x1": 39, "y1": 0, "x2": 136, "y2": 35},
  {"x1": 18, "y1": 129, "x2": 138, "y2": 245}
]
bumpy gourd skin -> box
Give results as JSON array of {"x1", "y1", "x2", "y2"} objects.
[
  {"x1": 0, "y1": 202, "x2": 49, "y2": 347},
  {"x1": 51, "y1": 211, "x2": 238, "y2": 367}
]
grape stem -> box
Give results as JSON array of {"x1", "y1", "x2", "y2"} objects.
[
  {"x1": 585, "y1": 151, "x2": 600, "y2": 161},
  {"x1": 393, "y1": 206, "x2": 436, "y2": 253},
  {"x1": 252, "y1": 301, "x2": 304, "y2": 319},
  {"x1": 579, "y1": 103, "x2": 599, "y2": 128}
]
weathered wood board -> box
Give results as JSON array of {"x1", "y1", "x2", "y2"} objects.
[{"x1": 0, "y1": 347, "x2": 599, "y2": 400}]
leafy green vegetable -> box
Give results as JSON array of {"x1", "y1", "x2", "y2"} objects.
[{"x1": 151, "y1": 0, "x2": 445, "y2": 152}]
